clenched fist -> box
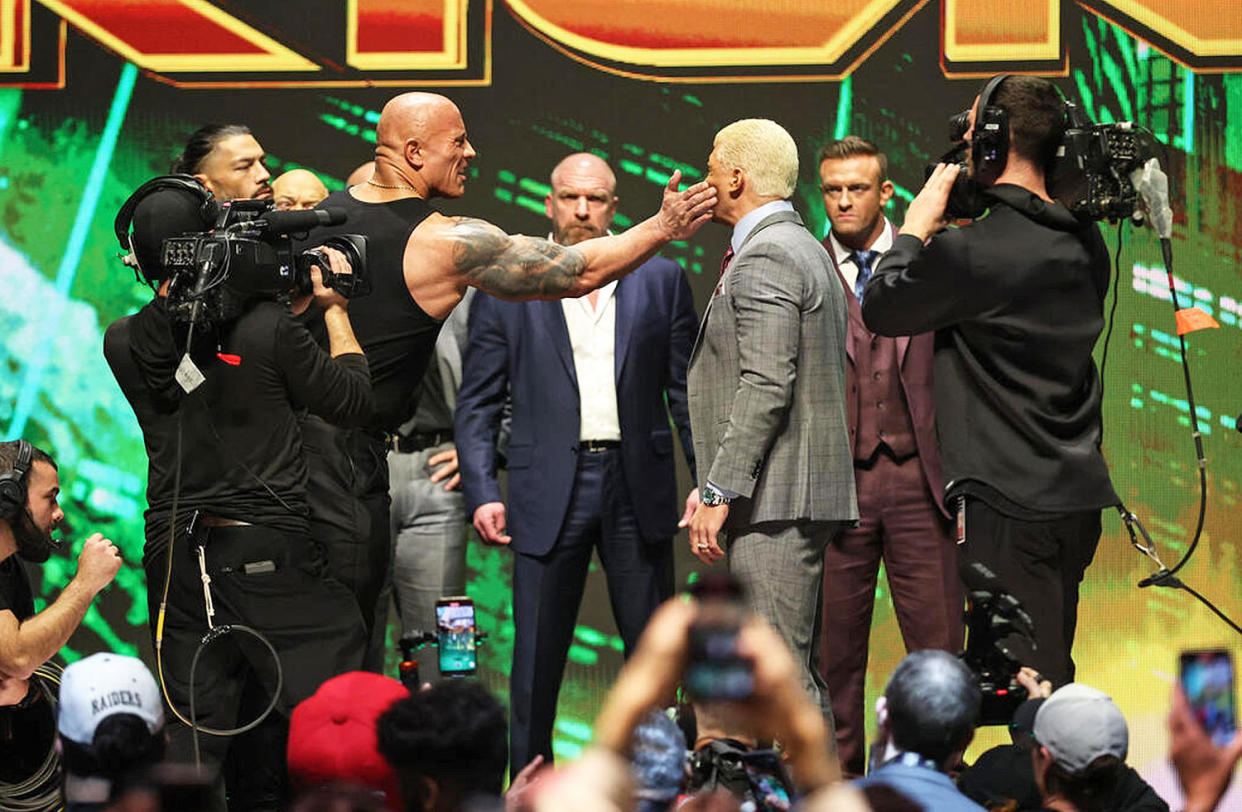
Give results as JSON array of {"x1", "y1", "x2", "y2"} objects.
[{"x1": 75, "y1": 533, "x2": 122, "y2": 595}]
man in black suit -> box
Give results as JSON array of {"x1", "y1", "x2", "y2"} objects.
[{"x1": 456, "y1": 153, "x2": 698, "y2": 775}]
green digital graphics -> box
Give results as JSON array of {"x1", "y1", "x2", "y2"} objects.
[{"x1": 2, "y1": 8, "x2": 1240, "y2": 770}]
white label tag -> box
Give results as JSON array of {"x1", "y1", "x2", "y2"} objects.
[{"x1": 175, "y1": 353, "x2": 206, "y2": 394}]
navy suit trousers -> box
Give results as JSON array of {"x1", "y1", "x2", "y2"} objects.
[{"x1": 508, "y1": 447, "x2": 673, "y2": 775}]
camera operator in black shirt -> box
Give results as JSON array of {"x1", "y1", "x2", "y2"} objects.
[
  {"x1": 862, "y1": 76, "x2": 1119, "y2": 688},
  {"x1": 105, "y1": 175, "x2": 370, "y2": 810}
]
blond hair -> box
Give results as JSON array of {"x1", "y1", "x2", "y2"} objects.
[{"x1": 713, "y1": 119, "x2": 799, "y2": 199}]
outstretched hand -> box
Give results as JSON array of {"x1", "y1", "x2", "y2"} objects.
[{"x1": 656, "y1": 170, "x2": 717, "y2": 241}]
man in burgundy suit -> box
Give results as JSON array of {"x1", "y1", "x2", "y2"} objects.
[{"x1": 816, "y1": 136, "x2": 963, "y2": 776}]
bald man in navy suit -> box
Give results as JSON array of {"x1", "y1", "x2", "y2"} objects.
[{"x1": 456, "y1": 154, "x2": 698, "y2": 776}]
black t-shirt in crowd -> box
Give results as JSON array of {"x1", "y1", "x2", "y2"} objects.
[
  {"x1": 0, "y1": 554, "x2": 34, "y2": 621},
  {"x1": 104, "y1": 297, "x2": 372, "y2": 552}
]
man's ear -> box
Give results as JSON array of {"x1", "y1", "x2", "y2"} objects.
[
  {"x1": 192, "y1": 173, "x2": 214, "y2": 196},
  {"x1": 416, "y1": 775, "x2": 439, "y2": 812},
  {"x1": 405, "y1": 139, "x2": 424, "y2": 170},
  {"x1": 879, "y1": 179, "x2": 895, "y2": 208}
]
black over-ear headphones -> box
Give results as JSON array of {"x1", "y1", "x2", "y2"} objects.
[
  {"x1": 0, "y1": 440, "x2": 33, "y2": 521},
  {"x1": 114, "y1": 174, "x2": 218, "y2": 288},
  {"x1": 970, "y1": 74, "x2": 1012, "y2": 187}
]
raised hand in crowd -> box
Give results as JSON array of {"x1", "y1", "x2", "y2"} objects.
[{"x1": 1169, "y1": 686, "x2": 1242, "y2": 812}]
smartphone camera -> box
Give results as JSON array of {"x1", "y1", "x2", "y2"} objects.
[
  {"x1": 685, "y1": 574, "x2": 753, "y2": 702},
  {"x1": 435, "y1": 596, "x2": 478, "y2": 678},
  {"x1": 1180, "y1": 649, "x2": 1236, "y2": 748}
]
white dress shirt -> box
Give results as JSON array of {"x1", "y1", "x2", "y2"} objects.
[
  {"x1": 826, "y1": 217, "x2": 894, "y2": 289},
  {"x1": 561, "y1": 281, "x2": 622, "y2": 442}
]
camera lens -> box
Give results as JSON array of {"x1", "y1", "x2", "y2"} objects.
[{"x1": 949, "y1": 110, "x2": 971, "y2": 142}]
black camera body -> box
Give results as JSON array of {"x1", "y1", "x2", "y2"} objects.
[
  {"x1": 958, "y1": 561, "x2": 1037, "y2": 726},
  {"x1": 933, "y1": 76, "x2": 1158, "y2": 222},
  {"x1": 160, "y1": 199, "x2": 368, "y2": 325},
  {"x1": 1048, "y1": 105, "x2": 1159, "y2": 222}
]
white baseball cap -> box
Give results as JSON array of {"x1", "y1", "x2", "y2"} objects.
[{"x1": 57, "y1": 653, "x2": 164, "y2": 746}]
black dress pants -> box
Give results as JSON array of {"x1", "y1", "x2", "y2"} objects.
[
  {"x1": 144, "y1": 524, "x2": 366, "y2": 810},
  {"x1": 957, "y1": 498, "x2": 1102, "y2": 687}
]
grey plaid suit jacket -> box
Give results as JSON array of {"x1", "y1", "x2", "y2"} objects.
[{"x1": 688, "y1": 209, "x2": 858, "y2": 528}]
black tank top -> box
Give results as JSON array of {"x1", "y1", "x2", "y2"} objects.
[{"x1": 312, "y1": 190, "x2": 442, "y2": 432}]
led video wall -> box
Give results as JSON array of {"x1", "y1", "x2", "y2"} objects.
[{"x1": 1, "y1": 0, "x2": 1240, "y2": 775}]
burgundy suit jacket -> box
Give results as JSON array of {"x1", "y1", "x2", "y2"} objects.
[{"x1": 824, "y1": 227, "x2": 949, "y2": 519}]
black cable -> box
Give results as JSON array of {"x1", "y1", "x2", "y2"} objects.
[
  {"x1": 1122, "y1": 234, "x2": 1235, "y2": 634},
  {"x1": 1156, "y1": 237, "x2": 1208, "y2": 579}
]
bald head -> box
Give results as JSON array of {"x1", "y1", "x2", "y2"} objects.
[
  {"x1": 345, "y1": 161, "x2": 375, "y2": 188},
  {"x1": 271, "y1": 169, "x2": 328, "y2": 211},
  {"x1": 371, "y1": 93, "x2": 475, "y2": 199},
  {"x1": 546, "y1": 153, "x2": 618, "y2": 246}
]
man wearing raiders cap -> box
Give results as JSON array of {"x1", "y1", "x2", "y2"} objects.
[{"x1": 56, "y1": 652, "x2": 166, "y2": 810}]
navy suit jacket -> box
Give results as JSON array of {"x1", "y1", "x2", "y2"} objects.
[{"x1": 456, "y1": 257, "x2": 698, "y2": 556}]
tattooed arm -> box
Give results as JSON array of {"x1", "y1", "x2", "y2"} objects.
[
  {"x1": 441, "y1": 170, "x2": 716, "y2": 301},
  {"x1": 449, "y1": 219, "x2": 589, "y2": 300}
]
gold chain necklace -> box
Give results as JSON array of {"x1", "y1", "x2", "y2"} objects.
[{"x1": 366, "y1": 178, "x2": 421, "y2": 194}]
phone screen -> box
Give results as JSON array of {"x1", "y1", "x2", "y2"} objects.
[
  {"x1": 1180, "y1": 649, "x2": 1236, "y2": 748},
  {"x1": 436, "y1": 597, "x2": 477, "y2": 677}
]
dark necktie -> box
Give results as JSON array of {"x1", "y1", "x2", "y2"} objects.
[
  {"x1": 715, "y1": 246, "x2": 735, "y2": 295},
  {"x1": 852, "y1": 249, "x2": 878, "y2": 303}
]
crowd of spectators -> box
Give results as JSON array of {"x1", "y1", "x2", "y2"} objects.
[{"x1": 22, "y1": 593, "x2": 1237, "y2": 812}]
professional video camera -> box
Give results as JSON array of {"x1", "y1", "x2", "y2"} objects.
[
  {"x1": 162, "y1": 199, "x2": 370, "y2": 325},
  {"x1": 958, "y1": 562, "x2": 1037, "y2": 726},
  {"x1": 933, "y1": 74, "x2": 1159, "y2": 222}
]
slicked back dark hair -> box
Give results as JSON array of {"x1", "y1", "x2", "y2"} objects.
[
  {"x1": 885, "y1": 650, "x2": 980, "y2": 765},
  {"x1": 171, "y1": 123, "x2": 253, "y2": 176},
  {"x1": 818, "y1": 135, "x2": 888, "y2": 182},
  {"x1": 992, "y1": 76, "x2": 1066, "y2": 168}
]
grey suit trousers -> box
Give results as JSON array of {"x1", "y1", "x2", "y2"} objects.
[{"x1": 727, "y1": 518, "x2": 847, "y2": 727}]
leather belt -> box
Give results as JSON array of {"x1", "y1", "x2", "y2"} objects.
[
  {"x1": 580, "y1": 439, "x2": 622, "y2": 452},
  {"x1": 390, "y1": 430, "x2": 454, "y2": 453}
]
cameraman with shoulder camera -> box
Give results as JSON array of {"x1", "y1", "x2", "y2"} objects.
[
  {"x1": 862, "y1": 76, "x2": 1119, "y2": 689},
  {"x1": 105, "y1": 169, "x2": 370, "y2": 809}
]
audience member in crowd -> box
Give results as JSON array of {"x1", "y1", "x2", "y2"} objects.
[
  {"x1": 1167, "y1": 686, "x2": 1242, "y2": 812},
  {"x1": 287, "y1": 671, "x2": 411, "y2": 811},
  {"x1": 538, "y1": 595, "x2": 839, "y2": 812},
  {"x1": 960, "y1": 673, "x2": 1167, "y2": 812},
  {"x1": 629, "y1": 709, "x2": 686, "y2": 812},
  {"x1": 56, "y1": 653, "x2": 166, "y2": 811},
  {"x1": 376, "y1": 679, "x2": 508, "y2": 812},
  {"x1": 854, "y1": 650, "x2": 986, "y2": 812},
  {"x1": 1024, "y1": 684, "x2": 1132, "y2": 812}
]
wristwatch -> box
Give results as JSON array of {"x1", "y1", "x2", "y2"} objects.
[{"x1": 700, "y1": 483, "x2": 732, "y2": 507}]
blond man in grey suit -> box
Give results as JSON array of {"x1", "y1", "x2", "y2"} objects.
[{"x1": 686, "y1": 119, "x2": 858, "y2": 719}]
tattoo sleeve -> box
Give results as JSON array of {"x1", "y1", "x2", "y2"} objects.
[{"x1": 449, "y1": 217, "x2": 588, "y2": 299}]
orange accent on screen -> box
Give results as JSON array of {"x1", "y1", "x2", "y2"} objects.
[
  {"x1": 1175, "y1": 307, "x2": 1221, "y2": 336},
  {"x1": 56, "y1": 1, "x2": 265, "y2": 54},
  {"x1": 355, "y1": 0, "x2": 444, "y2": 52},
  {"x1": 514, "y1": 0, "x2": 871, "y2": 49},
  {"x1": 952, "y1": 0, "x2": 1050, "y2": 45}
]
